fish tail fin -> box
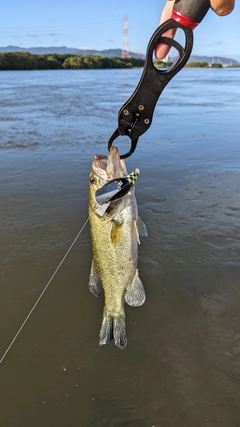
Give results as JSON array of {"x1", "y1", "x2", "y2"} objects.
[{"x1": 99, "y1": 311, "x2": 127, "y2": 350}]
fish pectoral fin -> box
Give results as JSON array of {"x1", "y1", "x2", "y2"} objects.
[
  {"x1": 134, "y1": 218, "x2": 148, "y2": 245},
  {"x1": 88, "y1": 260, "x2": 103, "y2": 297},
  {"x1": 137, "y1": 217, "x2": 148, "y2": 237},
  {"x1": 125, "y1": 270, "x2": 146, "y2": 307},
  {"x1": 134, "y1": 220, "x2": 140, "y2": 245}
]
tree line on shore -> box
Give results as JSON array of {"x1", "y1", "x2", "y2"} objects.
[
  {"x1": 185, "y1": 61, "x2": 222, "y2": 68},
  {"x1": 0, "y1": 51, "x2": 239, "y2": 70},
  {"x1": 0, "y1": 52, "x2": 145, "y2": 70}
]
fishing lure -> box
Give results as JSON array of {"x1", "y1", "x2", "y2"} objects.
[{"x1": 95, "y1": 169, "x2": 140, "y2": 216}]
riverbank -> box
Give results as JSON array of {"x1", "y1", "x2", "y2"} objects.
[
  {"x1": 0, "y1": 51, "x2": 145, "y2": 70},
  {"x1": 1, "y1": 51, "x2": 239, "y2": 71}
]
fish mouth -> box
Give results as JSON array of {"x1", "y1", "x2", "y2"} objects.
[
  {"x1": 93, "y1": 147, "x2": 127, "y2": 180},
  {"x1": 93, "y1": 154, "x2": 108, "y2": 170}
]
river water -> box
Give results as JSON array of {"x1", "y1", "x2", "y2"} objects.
[{"x1": 1, "y1": 68, "x2": 240, "y2": 427}]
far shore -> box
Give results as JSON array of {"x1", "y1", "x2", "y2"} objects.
[{"x1": 0, "y1": 52, "x2": 239, "y2": 71}]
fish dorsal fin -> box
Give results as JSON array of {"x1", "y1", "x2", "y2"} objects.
[
  {"x1": 134, "y1": 217, "x2": 148, "y2": 245},
  {"x1": 125, "y1": 270, "x2": 146, "y2": 307},
  {"x1": 88, "y1": 260, "x2": 103, "y2": 297}
]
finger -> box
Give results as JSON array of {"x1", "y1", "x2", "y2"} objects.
[
  {"x1": 155, "y1": 28, "x2": 177, "y2": 59},
  {"x1": 211, "y1": 0, "x2": 235, "y2": 16},
  {"x1": 154, "y1": 0, "x2": 176, "y2": 59},
  {"x1": 160, "y1": 0, "x2": 175, "y2": 23}
]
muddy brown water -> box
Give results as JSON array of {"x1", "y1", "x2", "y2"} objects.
[{"x1": 1, "y1": 69, "x2": 240, "y2": 427}]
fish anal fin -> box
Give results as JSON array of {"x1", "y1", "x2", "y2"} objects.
[
  {"x1": 125, "y1": 270, "x2": 146, "y2": 307},
  {"x1": 99, "y1": 311, "x2": 127, "y2": 350},
  {"x1": 88, "y1": 260, "x2": 103, "y2": 297}
]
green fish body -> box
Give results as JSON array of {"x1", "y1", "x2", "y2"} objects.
[{"x1": 88, "y1": 146, "x2": 147, "y2": 349}]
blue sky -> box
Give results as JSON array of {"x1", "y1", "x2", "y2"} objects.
[{"x1": 1, "y1": 0, "x2": 239, "y2": 61}]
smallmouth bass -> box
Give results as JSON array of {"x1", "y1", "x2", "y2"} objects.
[{"x1": 88, "y1": 146, "x2": 147, "y2": 349}]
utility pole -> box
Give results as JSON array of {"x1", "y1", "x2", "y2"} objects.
[{"x1": 122, "y1": 14, "x2": 131, "y2": 59}]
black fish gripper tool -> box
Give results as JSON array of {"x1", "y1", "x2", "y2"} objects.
[{"x1": 108, "y1": 0, "x2": 210, "y2": 159}]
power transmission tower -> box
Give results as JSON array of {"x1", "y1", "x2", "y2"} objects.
[{"x1": 122, "y1": 14, "x2": 131, "y2": 59}]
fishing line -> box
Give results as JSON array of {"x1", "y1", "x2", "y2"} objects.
[{"x1": 0, "y1": 213, "x2": 93, "y2": 365}]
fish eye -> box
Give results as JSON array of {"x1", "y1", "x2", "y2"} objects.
[{"x1": 89, "y1": 175, "x2": 96, "y2": 184}]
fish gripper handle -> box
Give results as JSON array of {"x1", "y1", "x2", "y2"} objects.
[
  {"x1": 108, "y1": 0, "x2": 210, "y2": 159},
  {"x1": 172, "y1": 0, "x2": 210, "y2": 28},
  {"x1": 109, "y1": 20, "x2": 193, "y2": 158}
]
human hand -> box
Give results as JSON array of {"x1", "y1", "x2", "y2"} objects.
[{"x1": 155, "y1": 0, "x2": 235, "y2": 59}]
